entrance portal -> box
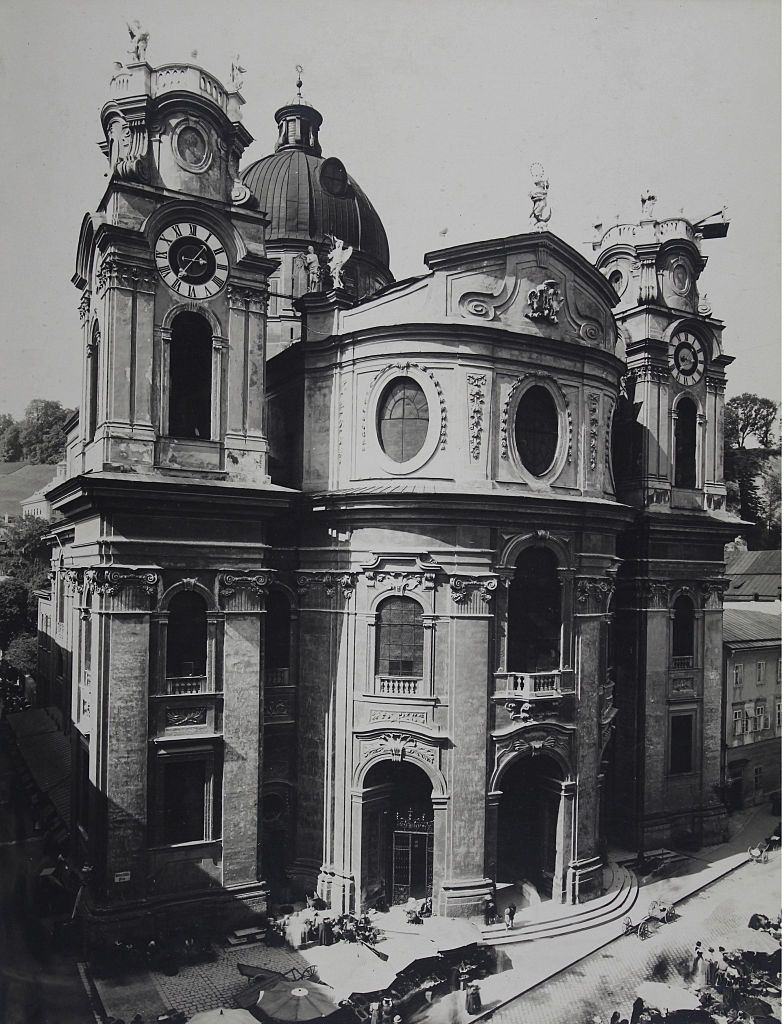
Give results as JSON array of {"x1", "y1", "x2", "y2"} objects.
[
  {"x1": 362, "y1": 760, "x2": 433, "y2": 907},
  {"x1": 497, "y1": 754, "x2": 564, "y2": 899}
]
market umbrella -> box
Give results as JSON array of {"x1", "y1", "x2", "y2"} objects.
[
  {"x1": 189, "y1": 1011, "x2": 257, "y2": 1024},
  {"x1": 636, "y1": 981, "x2": 702, "y2": 1012},
  {"x1": 239, "y1": 978, "x2": 339, "y2": 1022}
]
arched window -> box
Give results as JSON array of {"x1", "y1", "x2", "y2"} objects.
[
  {"x1": 515, "y1": 385, "x2": 559, "y2": 477},
  {"x1": 87, "y1": 322, "x2": 100, "y2": 442},
  {"x1": 375, "y1": 597, "x2": 424, "y2": 678},
  {"x1": 672, "y1": 594, "x2": 695, "y2": 665},
  {"x1": 674, "y1": 397, "x2": 697, "y2": 488},
  {"x1": 265, "y1": 590, "x2": 291, "y2": 685},
  {"x1": 507, "y1": 548, "x2": 562, "y2": 672},
  {"x1": 168, "y1": 312, "x2": 212, "y2": 439},
  {"x1": 377, "y1": 378, "x2": 429, "y2": 463},
  {"x1": 166, "y1": 591, "x2": 207, "y2": 679}
]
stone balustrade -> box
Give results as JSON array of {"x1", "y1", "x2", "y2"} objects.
[{"x1": 375, "y1": 675, "x2": 421, "y2": 697}]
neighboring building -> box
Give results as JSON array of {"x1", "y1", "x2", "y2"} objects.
[
  {"x1": 725, "y1": 547, "x2": 782, "y2": 604},
  {"x1": 722, "y1": 608, "x2": 781, "y2": 810},
  {"x1": 36, "y1": 54, "x2": 739, "y2": 939},
  {"x1": 0, "y1": 463, "x2": 58, "y2": 524}
]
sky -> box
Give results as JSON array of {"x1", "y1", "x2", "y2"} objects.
[{"x1": 1, "y1": 0, "x2": 779, "y2": 419}]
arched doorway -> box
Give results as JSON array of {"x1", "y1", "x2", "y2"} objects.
[
  {"x1": 361, "y1": 760, "x2": 433, "y2": 907},
  {"x1": 497, "y1": 754, "x2": 566, "y2": 901}
]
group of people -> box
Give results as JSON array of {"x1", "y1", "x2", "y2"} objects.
[
  {"x1": 483, "y1": 896, "x2": 516, "y2": 929},
  {"x1": 267, "y1": 906, "x2": 380, "y2": 950}
]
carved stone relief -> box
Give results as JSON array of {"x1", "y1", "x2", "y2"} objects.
[
  {"x1": 296, "y1": 572, "x2": 356, "y2": 598},
  {"x1": 361, "y1": 732, "x2": 438, "y2": 768},
  {"x1": 449, "y1": 576, "x2": 499, "y2": 605},
  {"x1": 576, "y1": 576, "x2": 615, "y2": 613},
  {"x1": 466, "y1": 373, "x2": 487, "y2": 460},
  {"x1": 85, "y1": 568, "x2": 159, "y2": 597}
]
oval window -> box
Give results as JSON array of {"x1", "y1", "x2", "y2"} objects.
[
  {"x1": 377, "y1": 378, "x2": 429, "y2": 463},
  {"x1": 515, "y1": 385, "x2": 559, "y2": 476}
]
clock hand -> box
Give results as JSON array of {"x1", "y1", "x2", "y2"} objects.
[{"x1": 178, "y1": 244, "x2": 208, "y2": 276}]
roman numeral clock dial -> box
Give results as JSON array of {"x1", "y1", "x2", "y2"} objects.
[
  {"x1": 154, "y1": 222, "x2": 229, "y2": 299},
  {"x1": 668, "y1": 330, "x2": 706, "y2": 386}
]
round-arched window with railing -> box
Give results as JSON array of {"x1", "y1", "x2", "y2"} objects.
[
  {"x1": 377, "y1": 378, "x2": 430, "y2": 464},
  {"x1": 514, "y1": 385, "x2": 560, "y2": 477}
]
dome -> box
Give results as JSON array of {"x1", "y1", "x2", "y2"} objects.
[{"x1": 240, "y1": 100, "x2": 390, "y2": 270}]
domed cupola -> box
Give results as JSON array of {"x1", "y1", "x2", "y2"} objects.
[{"x1": 240, "y1": 70, "x2": 393, "y2": 355}]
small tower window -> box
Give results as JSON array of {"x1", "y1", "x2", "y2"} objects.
[
  {"x1": 674, "y1": 397, "x2": 697, "y2": 488},
  {"x1": 166, "y1": 591, "x2": 207, "y2": 679},
  {"x1": 515, "y1": 385, "x2": 559, "y2": 477},
  {"x1": 672, "y1": 594, "x2": 695, "y2": 664},
  {"x1": 377, "y1": 378, "x2": 429, "y2": 463},
  {"x1": 87, "y1": 322, "x2": 100, "y2": 442},
  {"x1": 168, "y1": 312, "x2": 212, "y2": 440}
]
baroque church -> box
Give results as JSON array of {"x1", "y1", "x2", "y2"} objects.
[{"x1": 37, "y1": 48, "x2": 737, "y2": 936}]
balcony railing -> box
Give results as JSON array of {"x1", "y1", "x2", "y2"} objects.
[
  {"x1": 672, "y1": 656, "x2": 695, "y2": 670},
  {"x1": 375, "y1": 676, "x2": 421, "y2": 697},
  {"x1": 266, "y1": 668, "x2": 290, "y2": 687},
  {"x1": 164, "y1": 675, "x2": 208, "y2": 695},
  {"x1": 494, "y1": 669, "x2": 569, "y2": 699}
]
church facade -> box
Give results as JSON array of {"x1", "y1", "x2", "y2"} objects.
[{"x1": 36, "y1": 54, "x2": 738, "y2": 936}]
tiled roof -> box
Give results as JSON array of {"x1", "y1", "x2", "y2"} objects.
[
  {"x1": 725, "y1": 549, "x2": 781, "y2": 601},
  {"x1": 723, "y1": 608, "x2": 781, "y2": 646}
]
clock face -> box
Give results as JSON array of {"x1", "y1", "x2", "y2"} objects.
[
  {"x1": 669, "y1": 331, "x2": 706, "y2": 386},
  {"x1": 154, "y1": 222, "x2": 228, "y2": 299}
]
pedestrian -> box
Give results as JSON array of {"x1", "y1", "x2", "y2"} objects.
[
  {"x1": 629, "y1": 997, "x2": 644, "y2": 1024},
  {"x1": 610, "y1": 1013, "x2": 621, "y2": 1024},
  {"x1": 508, "y1": 901, "x2": 516, "y2": 927},
  {"x1": 705, "y1": 947, "x2": 717, "y2": 986},
  {"x1": 691, "y1": 941, "x2": 708, "y2": 987},
  {"x1": 465, "y1": 981, "x2": 482, "y2": 1014},
  {"x1": 369, "y1": 1001, "x2": 381, "y2": 1024},
  {"x1": 503, "y1": 906, "x2": 512, "y2": 930},
  {"x1": 483, "y1": 895, "x2": 492, "y2": 926}
]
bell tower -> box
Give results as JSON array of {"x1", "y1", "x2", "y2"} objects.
[
  {"x1": 594, "y1": 197, "x2": 739, "y2": 851},
  {"x1": 52, "y1": 44, "x2": 293, "y2": 938},
  {"x1": 73, "y1": 55, "x2": 276, "y2": 481}
]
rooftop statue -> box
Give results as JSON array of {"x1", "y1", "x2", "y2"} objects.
[
  {"x1": 326, "y1": 235, "x2": 353, "y2": 290},
  {"x1": 295, "y1": 246, "x2": 323, "y2": 292},
  {"x1": 230, "y1": 53, "x2": 246, "y2": 91},
  {"x1": 126, "y1": 20, "x2": 149, "y2": 63},
  {"x1": 641, "y1": 188, "x2": 657, "y2": 219},
  {"x1": 529, "y1": 163, "x2": 552, "y2": 232}
]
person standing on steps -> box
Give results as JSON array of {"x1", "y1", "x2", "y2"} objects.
[{"x1": 507, "y1": 901, "x2": 517, "y2": 928}]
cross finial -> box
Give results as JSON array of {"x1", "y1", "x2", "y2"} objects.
[{"x1": 295, "y1": 64, "x2": 304, "y2": 101}]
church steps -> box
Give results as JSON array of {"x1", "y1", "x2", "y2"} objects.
[{"x1": 480, "y1": 865, "x2": 638, "y2": 945}]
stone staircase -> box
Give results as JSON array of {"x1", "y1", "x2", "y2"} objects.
[{"x1": 480, "y1": 862, "x2": 638, "y2": 946}]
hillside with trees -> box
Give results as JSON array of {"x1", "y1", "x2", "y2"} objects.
[{"x1": 723, "y1": 392, "x2": 780, "y2": 549}]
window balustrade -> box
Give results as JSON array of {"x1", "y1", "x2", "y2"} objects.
[
  {"x1": 375, "y1": 675, "x2": 421, "y2": 697},
  {"x1": 164, "y1": 675, "x2": 209, "y2": 695},
  {"x1": 672, "y1": 655, "x2": 694, "y2": 670},
  {"x1": 494, "y1": 669, "x2": 570, "y2": 699}
]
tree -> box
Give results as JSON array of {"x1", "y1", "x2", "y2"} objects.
[
  {"x1": 0, "y1": 515, "x2": 51, "y2": 591},
  {"x1": 5, "y1": 632, "x2": 38, "y2": 678},
  {"x1": 725, "y1": 393, "x2": 779, "y2": 448},
  {"x1": 18, "y1": 399, "x2": 75, "y2": 464},
  {"x1": 0, "y1": 578, "x2": 30, "y2": 651},
  {"x1": 0, "y1": 414, "x2": 22, "y2": 462}
]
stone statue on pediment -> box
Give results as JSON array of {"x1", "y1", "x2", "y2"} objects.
[
  {"x1": 126, "y1": 20, "x2": 149, "y2": 63},
  {"x1": 529, "y1": 163, "x2": 552, "y2": 232},
  {"x1": 641, "y1": 188, "x2": 657, "y2": 219},
  {"x1": 296, "y1": 246, "x2": 323, "y2": 292},
  {"x1": 230, "y1": 53, "x2": 246, "y2": 91},
  {"x1": 326, "y1": 235, "x2": 352, "y2": 290}
]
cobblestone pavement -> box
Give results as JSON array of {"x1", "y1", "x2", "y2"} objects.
[
  {"x1": 485, "y1": 854, "x2": 780, "y2": 1024},
  {"x1": 149, "y1": 945, "x2": 312, "y2": 1019}
]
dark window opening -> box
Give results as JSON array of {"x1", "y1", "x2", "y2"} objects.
[
  {"x1": 672, "y1": 595, "x2": 695, "y2": 658},
  {"x1": 674, "y1": 397, "x2": 697, "y2": 488},
  {"x1": 166, "y1": 591, "x2": 207, "y2": 678},
  {"x1": 162, "y1": 760, "x2": 206, "y2": 844},
  {"x1": 514, "y1": 385, "x2": 559, "y2": 476},
  {"x1": 669, "y1": 713, "x2": 694, "y2": 774},
  {"x1": 83, "y1": 612, "x2": 92, "y2": 673},
  {"x1": 87, "y1": 324, "x2": 100, "y2": 442},
  {"x1": 265, "y1": 590, "x2": 291, "y2": 675},
  {"x1": 376, "y1": 597, "x2": 424, "y2": 677},
  {"x1": 378, "y1": 378, "x2": 429, "y2": 463},
  {"x1": 168, "y1": 312, "x2": 212, "y2": 440},
  {"x1": 507, "y1": 547, "x2": 561, "y2": 672}
]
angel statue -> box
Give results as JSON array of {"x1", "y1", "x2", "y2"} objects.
[
  {"x1": 295, "y1": 245, "x2": 323, "y2": 292},
  {"x1": 127, "y1": 20, "x2": 149, "y2": 63},
  {"x1": 325, "y1": 235, "x2": 352, "y2": 290},
  {"x1": 529, "y1": 163, "x2": 552, "y2": 232},
  {"x1": 640, "y1": 188, "x2": 657, "y2": 219},
  {"x1": 230, "y1": 53, "x2": 246, "y2": 91}
]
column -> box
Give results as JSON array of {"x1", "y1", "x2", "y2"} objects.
[{"x1": 224, "y1": 285, "x2": 269, "y2": 482}]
